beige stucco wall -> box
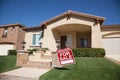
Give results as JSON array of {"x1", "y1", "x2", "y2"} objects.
[
  {"x1": 42, "y1": 16, "x2": 103, "y2": 51},
  {"x1": 91, "y1": 24, "x2": 103, "y2": 48},
  {"x1": 24, "y1": 31, "x2": 42, "y2": 50}
]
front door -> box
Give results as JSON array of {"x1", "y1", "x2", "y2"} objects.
[{"x1": 61, "y1": 36, "x2": 67, "y2": 49}]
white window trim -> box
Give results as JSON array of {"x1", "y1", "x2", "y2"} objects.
[
  {"x1": 31, "y1": 31, "x2": 42, "y2": 46},
  {"x1": 66, "y1": 35, "x2": 72, "y2": 48},
  {"x1": 12, "y1": 26, "x2": 15, "y2": 33}
]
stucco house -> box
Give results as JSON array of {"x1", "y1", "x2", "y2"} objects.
[
  {"x1": 24, "y1": 10, "x2": 120, "y2": 55},
  {"x1": 0, "y1": 10, "x2": 120, "y2": 56}
]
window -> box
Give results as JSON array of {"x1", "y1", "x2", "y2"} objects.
[
  {"x1": 80, "y1": 38, "x2": 88, "y2": 48},
  {"x1": 12, "y1": 26, "x2": 15, "y2": 33},
  {"x1": 2, "y1": 27, "x2": 8, "y2": 37},
  {"x1": 32, "y1": 34, "x2": 41, "y2": 45},
  {"x1": 67, "y1": 35, "x2": 72, "y2": 48},
  {"x1": 20, "y1": 27, "x2": 23, "y2": 32}
]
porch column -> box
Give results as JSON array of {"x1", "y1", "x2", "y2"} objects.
[
  {"x1": 91, "y1": 24, "x2": 103, "y2": 48},
  {"x1": 72, "y1": 32, "x2": 77, "y2": 48}
]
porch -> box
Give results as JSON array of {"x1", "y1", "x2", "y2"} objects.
[{"x1": 52, "y1": 24, "x2": 91, "y2": 49}]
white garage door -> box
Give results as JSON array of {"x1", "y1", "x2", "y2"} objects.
[
  {"x1": 0, "y1": 44, "x2": 14, "y2": 56},
  {"x1": 102, "y1": 38, "x2": 120, "y2": 55}
]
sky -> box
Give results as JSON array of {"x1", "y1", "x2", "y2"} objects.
[{"x1": 0, "y1": 0, "x2": 120, "y2": 27}]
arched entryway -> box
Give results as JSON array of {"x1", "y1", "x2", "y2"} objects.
[{"x1": 52, "y1": 24, "x2": 91, "y2": 49}]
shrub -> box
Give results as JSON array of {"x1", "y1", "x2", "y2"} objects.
[
  {"x1": 41, "y1": 48, "x2": 49, "y2": 52},
  {"x1": 8, "y1": 50, "x2": 17, "y2": 55},
  {"x1": 32, "y1": 48, "x2": 37, "y2": 52},
  {"x1": 27, "y1": 49, "x2": 37, "y2": 55},
  {"x1": 72, "y1": 48, "x2": 105, "y2": 57}
]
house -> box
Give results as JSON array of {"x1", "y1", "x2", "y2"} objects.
[
  {"x1": 0, "y1": 23, "x2": 25, "y2": 55},
  {"x1": 24, "y1": 10, "x2": 120, "y2": 55},
  {"x1": 24, "y1": 10, "x2": 104, "y2": 51},
  {"x1": 0, "y1": 10, "x2": 120, "y2": 55}
]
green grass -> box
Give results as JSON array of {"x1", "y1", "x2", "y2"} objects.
[
  {"x1": 40, "y1": 57, "x2": 120, "y2": 80},
  {"x1": 0, "y1": 55, "x2": 20, "y2": 73}
]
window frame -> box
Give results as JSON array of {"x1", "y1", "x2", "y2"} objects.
[
  {"x1": 2, "y1": 27, "x2": 8, "y2": 37},
  {"x1": 12, "y1": 26, "x2": 15, "y2": 33},
  {"x1": 32, "y1": 33, "x2": 42, "y2": 46},
  {"x1": 20, "y1": 27, "x2": 23, "y2": 32},
  {"x1": 80, "y1": 37, "x2": 88, "y2": 48}
]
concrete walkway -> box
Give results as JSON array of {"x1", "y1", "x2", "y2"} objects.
[
  {"x1": 0, "y1": 67, "x2": 50, "y2": 80},
  {"x1": 106, "y1": 55, "x2": 120, "y2": 65}
]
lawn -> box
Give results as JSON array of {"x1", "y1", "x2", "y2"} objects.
[
  {"x1": 40, "y1": 57, "x2": 120, "y2": 80},
  {"x1": 0, "y1": 55, "x2": 20, "y2": 73}
]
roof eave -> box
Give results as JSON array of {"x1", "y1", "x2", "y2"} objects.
[
  {"x1": 0, "y1": 23, "x2": 26, "y2": 28},
  {"x1": 41, "y1": 10, "x2": 105, "y2": 26},
  {"x1": 23, "y1": 26, "x2": 43, "y2": 31}
]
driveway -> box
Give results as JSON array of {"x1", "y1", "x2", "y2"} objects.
[
  {"x1": 106, "y1": 55, "x2": 120, "y2": 64},
  {"x1": 0, "y1": 67, "x2": 50, "y2": 80}
]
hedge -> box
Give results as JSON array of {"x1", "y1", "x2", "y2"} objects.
[
  {"x1": 8, "y1": 50, "x2": 17, "y2": 55},
  {"x1": 72, "y1": 48, "x2": 105, "y2": 57},
  {"x1": 27, "y1": 49, "x2": 37, "y2": 55}
]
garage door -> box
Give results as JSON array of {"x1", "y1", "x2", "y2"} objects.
[
  {"x1": 102, "y1": 38, "x2": 120, "y2": 55},
  {"x1": 0, "y1": 44, "x2": 14, "y2": 56}
]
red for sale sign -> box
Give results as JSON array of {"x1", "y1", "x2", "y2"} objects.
[{"x1": 57, "y1": 48, "x2": 75, "y2": 65}]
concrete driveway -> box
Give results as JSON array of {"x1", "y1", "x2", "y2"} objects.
[
  {"x1": 0, "y1": 67, "x2": 50, "y2": 80},
  {"x1": 106, "y1": 55, "x2": 120, "y2": 64}
]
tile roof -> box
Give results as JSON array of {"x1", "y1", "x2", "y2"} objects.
[
  {"x1": 0, "y1": 10, "x2": 106, "y2": 30},
  {"x1": 101, "y1": 24, "x2": 120, "y2": 31},
  {"x1": 0, "y1": 23, "x2": 26, "y2": 28},
  {"x1": 0, "y1": 42, "x2": 14, "y2": 44},
  {"x1": 101, "y1": 24, "x2": 120, "y2": 27},
  {"x1": 41, "y1": 10, "x2": 105, "y2": 26},
  {"x1": 23, "y1": 26, "x2": 43, "y2": 31}
]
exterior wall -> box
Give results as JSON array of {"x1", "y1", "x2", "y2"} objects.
[
  {"x1": 91, "y1": 24, "x2": 103, "y2": 48},
  {"x1": 42, "y1": 28, "x2": 56, "y2": 51},
  {"x1": 42, "y1": 16, "x2": 103, "y2": 51},
  {"x1": 0, "y1": 26, "x2": 25, "y2": 50},
  {"x1": 24, "y1": 30, "x2": 42, "y2": 50},
  {"x1": 16, "y1": 27, "x2": 25, "y2": 50},
  {"x1": 0, "y1": 26, "x2": 17, "y2": 48}
]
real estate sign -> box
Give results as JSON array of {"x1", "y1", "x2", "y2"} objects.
[{"x1": 57, "y1": 48, "x2": 75, "y2": 65}]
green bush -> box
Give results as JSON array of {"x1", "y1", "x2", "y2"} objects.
[
  {"x1": 72, "y1": 48, "x2": 105, "y2": 57},
  {"x1": 8, "y1": 50, "x2": 17, "y2": 55},
  {"x1": 41, "y1": 48, "x2": 49, "y2": 52},
  {"x1": 27, "y1": 49, "x2": 37, "y2": 55}
]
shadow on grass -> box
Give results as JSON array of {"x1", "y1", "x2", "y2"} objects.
[{"x1": 54, "y1": 67, "x2": 70, "y2": 70}]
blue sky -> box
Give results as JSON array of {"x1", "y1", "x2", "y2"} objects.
[{"x1": 0, "y1": 0, "x2": 120, "y2": 27}]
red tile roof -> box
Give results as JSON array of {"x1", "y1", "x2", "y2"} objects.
[
  {"x1": 0, "y1": 42, "x2": 14, "y2": 44},
  {"x1": 23, "y1": 26, "x2": 43, "y2": 31},
  {"x1": 24, "y1": 10, "x2": 105, "y2": 30},
  {"x1": 1, "y1": 10, "x2": 105, "y2": 30},
  {"x1": 41, "y1": 10, "x2": 105, "y2": 26},
  {"x1": 0, "y1": 23, "x2": 26, "y2": 28},
  {"x1": 101, "y1": 24, "x2": 120, "y2": 27},
  {"x1": 101, "y1": 24, "x2": 120, "y2": 31}
]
